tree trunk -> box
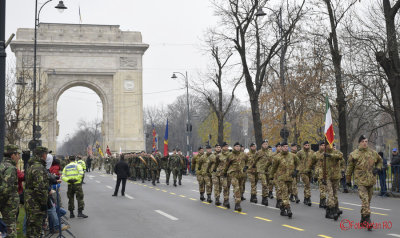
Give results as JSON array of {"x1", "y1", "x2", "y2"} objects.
[
  {"x1": 250, "y1": 96, "x2": 263, "y2": 149},
  {"x1": 217, "y1": 114, "x2": 224, "y2": 145},
  {"x1": 390, "y1": 84, "x2": 400, "y2": 149}
]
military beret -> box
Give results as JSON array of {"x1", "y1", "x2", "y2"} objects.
[
  {"x1": 34, "y1": 146, "x2": 48, "y2": 155},
  {"x1": 234, "y1": 142, "x2": 240, "y2": 147},
  {"x1": 358, "y1": 135, "x2": 367, "y2": 143},
  {"x1": 198, "y1": 146, "x2": 203, "y2": 150},
  {"x1": 262, "y1": 139, "x2": 269, "y2": 144},
  {"x1": 275, "y1": 142, "x2": 281, "y2": 147},
  {"x1": 332, "y1": 143, "x2": 336, "y2": 146},
  {"x1": 69, "y1": 155, "x2": 76, "y2": 160},
  {"x1": 291, "y1": 143, "x2": 297, "y2": 147},
  {"x1": 177, "y1": 148, "x2": 181, "y2": 151},
  {"x1": 206, "y1": 145, "x2": 212, "y2": 149},
  {"x1": 4, "y1": 144, "x2": 21, "y2": 154},
  {"x1": 250, "y1": 143, "x2": 256, "y2": 147},
  {"x1": 268, "y1": 146, "x2": 272, "y2": 149},
  {"x1": 281, "y1": 142, "x2": 288, "y2": 146},
  {"x1": 303, "y1": 141, "x2": 309, "y2": 145},
  {"x1": 222, "y1": 142, "x2": 229, "y2": 147},
  {"x1": 215, "y1": 143, "x2": 220, "y2": 147},
  {"x1": 319, "y1": 141, "x2": 325, "y2": 146}
]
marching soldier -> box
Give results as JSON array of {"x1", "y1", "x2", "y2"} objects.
[
  {"x1": 310, "y1": 141, "x2": 328, "y2": 208},
  {"x1": 217, "y1": 142, "x2": 232, "y2": 208},
  {"x1": 154, "y1": 150, "x2": 162, "y2": 183},
  {"x1": 199, "y1": 145, "x2": 214, "y2": 203},
  {"x1": 0, "y1": 145, "x2": 21, "y2": 237},
  {"x1": 138, "y1": 151, "x2": 148, "y2": 183},
  {"x1": 238, "y1": 145, "x2": 248, "y2": 201},
  {"x1": 148, "y1": 153, "x2": 159, "y2": 186},
  {"x1": 104, "y1": 156, "x2": 111, "y2": 174},
  {"x1": 247, "y1": 143, "x2": 258, "y2": 203},
  {"x1": 192, "y1": 147, "x2": 205, "y2": 200},
  {"x1": 289, "y1": 143, "x2": 300, "y2": 203},
  {"x1": 177, "y1": 149, "x2": 185, "y2": 184},
  {"x1": 207, "y1": 144, "x2": 222, "y2": 205},
  {"x1": 297, "y1": 141, "x2": 314, "y2": 206},
  {"x1": 223, "y1": 142, "x2": 247, "y2": 212},
  {"x1": 270, "y1": 142, "x2": 298, "y2": 218},
  {"x1": 346, "y1": 135, "x2": 382, "y2": 230},
  {"x1": 168, "y1": 149, "x2": 183, "y2": 187},
  {"x1": 255, "y1": 139, "x2": 273, "y2": 206},
  {"x1": 272, "y1": 142, "x2": 282, "y2": 207}
]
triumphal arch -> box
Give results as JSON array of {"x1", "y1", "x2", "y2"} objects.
[{"x1": 11, "y1": 23, "x2": 149, "y2": 153}]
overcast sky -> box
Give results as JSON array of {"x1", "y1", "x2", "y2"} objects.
[{"x1": 5, "y1": 0, "x2": 251, "y2": 146}]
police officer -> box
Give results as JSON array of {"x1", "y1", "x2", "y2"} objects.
[
  {"x1": 346, "y1": 135, "x2": 382, "y2": 230},
  {"x1": 62, "y1": 156, "x2": 88, "y2": 219},
  {"x1": 0, "y1": 145, "x2": 21, "y2": 237}
]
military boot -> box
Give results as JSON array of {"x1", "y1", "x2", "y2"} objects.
[
  {"x1": 152, "y1": 180, "x2": 156, "y2": 186},
  {"x1": 173, "y1": 180, "x2": 177, "y2": 187},
  {"x1": 360, "y1": 215, "x2": 367, "y2": 227},
  {"x1": 77, "y1": 211, "x2": 88, "y2": 218},
  {"x1": 142, "y1": 179, "x2": 145, "y2": 183},
  {"x1": 325, "y1": 207, "x2": 334, "y2": 219},
  {"x1": 166, "y1": 180, "x2": 169, "y2": 185},
  {"x1": 294, "y1": 195, "x2": 300, "y2": 203},
  {"x1": 336, "y1": 204, "x2": 343, "y2": 216},
  {"x1": 157, "y1": 178, "x2": 160, "y2": 183},
  {"x1": 268, "y1": 191, "x2": 274, "y2": 199},
  {"x1": 241, "y1": 196, "x2": 246, "y2": 201},
  {"x1": 70, "y1": 211, "x2": 75, "y2": 218},
  {"x1": 303, "y1": 197, "x2": 308, "y2": 205},
  {"x1": 179, "y1": 180, "x2": 182, "y2": 185},
  {"x1": 286, "y1": 206, "x2": 293, "y2": 218},
  {"x1": 234, "y1": 203, "x2": 242, "y2": 212},
  {"x1": 200, "y1": 192, "x2": 205, "y2": 201},
  {"x1": 207, "y1": 194, "x2": 213, "y2": 203},
  {"x1": 223, "y1": 200, "x2": 230, "y2": 209},
  {"x1": 290, "y1": 194, "x2": 295, "y2": 202},
  {"x1": 333, "y1": 207, "x2": 339, "y2": 221},
  {"x1": 261, "y1": 196, "x2": 268, "y2": 206},
  {"x1": 275, "y1": 199, "x2": 282, "y2": 208},
  {"x1": 307, "y1": 197, "x2": 312, "y2": 206},
  {"x1": 215, "y1": 197, "x2": 221, "y2": 206},
  {"x1": 365, "y1": 215, "x2": 373, "y2": 231},
  {"x1": 319, "y1": 198, "x2": 326, "y2": 208},
  {"x1": 280, "y1": 205, "x2": 287, "y2": 216}
]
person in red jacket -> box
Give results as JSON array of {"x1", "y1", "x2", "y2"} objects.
[
  {"x1": 17, "y1": 169, "x2": 25, "y2": 204},
  {"x1": 49, "y1": 159, "x2": 61, "y2": 176}
]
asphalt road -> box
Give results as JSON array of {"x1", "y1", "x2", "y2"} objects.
[{"x1": 57, "y1": 169, "x2": 400, "y2": 238}]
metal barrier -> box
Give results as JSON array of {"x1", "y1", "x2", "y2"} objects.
[{"x1": 375, "y1": 165, "x2": 400, "y2": 195}]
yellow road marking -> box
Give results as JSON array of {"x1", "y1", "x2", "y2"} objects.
[
  {"x1": 217, "y1": 206, "x2": 227, "y2": 210},
  {"x1": 371, "y1": 212, "x2": 388, "y2": 216},
  {"x1": 189, "y1": 198, "x2": 197, "y2": 201},
  {"x1": 318, "y1": 235, "x2": 332, "y2": 238},
  {"x1": 162, "y1": 190, "x2": 167, "y2": 192},
  {"x1": 282, "y1": 224, "x2": 304, "y2": 231},
  {"x1": 170, "y1": 192, "x2": 176, "y2": 195},
  {"x1": 179, "y1": 195, "x2": 186, "y2": 198},
  {"x1": 155, "y1": 188, "x2": 160, "y2": 191},
  {"x1": 254, "y1": 216, "x2": 272, "y2": 222},
  {"x1": 149, "y1": 186, "x2": 154, "y2": 189},
  {"x1": 234, "y1": 211, "x2": 247, "y2": 215},
  {"x1": 143, "y1": 185, "x2": 148, "y2": 187},
  {"x1": 202, "y1": 202, "x2": 210, "y2": 205},
  {"x1": 339, "y1": 207, "x2": 353, "y2": 211}
]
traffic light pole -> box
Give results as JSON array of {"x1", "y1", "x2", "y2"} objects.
[{"x1": 0, "y1": 0, "x2": 6, "y2": 162}]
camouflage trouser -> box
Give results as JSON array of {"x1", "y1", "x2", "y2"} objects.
[
  {"x1": 212, "y1": 174, "x2": 222, "y2": 199},
  {"x1": 327, "y1": 179, "x2": 339, "y2": 208},
  {"x1": 290, "y1": 175, "x2": 299, "y2": 195},
  {"x1": 130, "y1": 166, "x2": 137, "y2": 179},
  {"x1": 0, "y1": 195, "x2": 18, "y2": 237},
  {"x1": 318, "y1": 178, "x2": 327, "y2": 199},
  {"x1": 197, "y1": 174, "x2": 205, "y2": 193},
  {"x1": 99, "y1": 161, "x2": 103, "y2": 170},
  {"x1": 172, "y1": 169, "x2": 181, "y2": 182},
  {"x1": 229, "y1": 173, "x2": 241, "y2": 204},
  {"x1": 268, "y1": 180, "x2": 274, "y2": 194},
  {"x1": 258, "y1": 173, "x2": 269, "y2": 197},
  {"x1": 248, "y1": 172, "x2": 258, "y2": 195},
  {"x1": 105, "y1": 164, "x2": 110, "y2": 173},
  {"x1": 178, "y1": 170, "x2": 183, "y2": 181},
  {"x1": 151, "y1": 169, "x2": 157, "y2": 183},
  {"x1": 223, "y1": 176, "x2": 231, "y2": 201},
  {"x1": 358, "y1": 185, "x2": 373, "y2": 216},
  {"x1": 278, "y1": 180, "x2": 292, "y2": 207},
  {"x1": 301, "y1": 173, "x2": 311, "y2": 198},
  {"x1": 165, "y1": 169, "x2": 171, "y2": 183},
  {"x1": 274, "y1": 174, "x2": 282, "y2": 200},
  {"x1": 67, "y1": 183, "x2": 85, "y2": 211},
  {"x1": 239, "y1": 174, "x2": 246, "y2": 197},
  {"x1": 157, "y1": 169, "x2": 161, "y2": 180},
  {"x1": 25, "y1": 206, "x2": 46, "y2": 238},
  {"x1": 139, "y1": 168, "x2": 146, "y2": 180},
  {"x1": 204, "y1": 174, "x2": 213, "y2": 195}
]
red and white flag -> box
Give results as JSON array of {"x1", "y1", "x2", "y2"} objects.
[
  {"x1": 106, "y1": 145, "x2": 112, "y2": 156},
  {"x1": 324, "y1": 96, "x2": 334, "y2": 145}
]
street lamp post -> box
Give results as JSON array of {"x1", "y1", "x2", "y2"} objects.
[
  {"x1": 0, "y1": 0, "x2": 6, "y2": 162},
  {"x1": 30, "y1": 0, "x2": 67, "y2": 151},
  {"x1": 171, "y1": 71, "x2": 191, "y2": 157}
]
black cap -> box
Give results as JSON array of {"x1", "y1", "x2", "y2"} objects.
[
  {"x1": 234, "y1": 142, "x2": 240, "y2": 147},
  {"x1": 198, "y1": 146, "x2": 203, "y2": 150},
  {"x1": 268, "y1": 146, "x2": 272, "y2": 149},
  {"x1": 332, "y1": 143, "x2": 336, "y2": 147},
  {"x1": 319, "y1": 141, "x2": 325, "y2": 146},
  {"x1": 69, "y1": 156, "x2": 76, "y2": 161},
  {"x1": 172, "y1": 148, "x2": 177, "y2": 151},
  {"x1": 275, "y1": 142, "x2": 281, "y2": 147},
  {"x1": 177, "y1": 148, "x2": 181, "y2": 151},
  {"x1": 222, "y1": 142, "x2": 228, "y2": 147},
  {"x1": 206, "y1": 145, "x2": 212, "y2": 149},
  {"x1": 291, "y1": 143, "x2": 297, "y2": 147},
  {"x1": 281, "y1": 142, "x2": 288, "y2": 146},
  {"x1": 358, "y1": 135, "x2": 367, "y2": 143},
  {"x1": 262, "y1": 139, "x2": 269, "y2": 144},
  {"x1": 303, "y1": 141, "x2": 309, "y2": 145},
  {"x1": 250, "y1": 143, "x2": 256, "y2": 147},
  {"x1": 215, "y1": 143, "x2": 220, "y2": 147}
]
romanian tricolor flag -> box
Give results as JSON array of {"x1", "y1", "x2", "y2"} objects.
[
  {"x1": 152, "y1": 124, "x2": 157, "y2": 152},
  {"x1": 324, "y1": 96, "x2": 334, "y2": 145},
  {"x1": 164, "y1": 119, "x2": 169, "y2": 156}
]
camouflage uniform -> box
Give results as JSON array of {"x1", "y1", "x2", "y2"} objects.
[
  {"x1": 346, "y1": 147, "x2": 382, "y2": 218},
  {"x1": 216, "y1": 151, "x2": 231, "y2": 206},
  {"x1": 324, "y1": 147, "x2": 344, "y2": 219},
  {"x1": 154, "y1": 152, "x2": 162, "y2": 183},
  {"x1": 192, "y1": 152, "x2": 205, "y2": 194},
  {"x1": 297, "y1": 148, "x2": 314, "y2": 203},
  {"x1": 148, "y1": 154, "x2": 159, "y2": 185},
  {"x1": 137, "y1": 155, "x2": 148, "y2": 182},
  {"x1": 25, "y1": 147, "x2": 49, "y2": 238},
  {"x1": 270, "y1": 150, "x2": 298, "y2": 217},
  {"x1": 246, "y1": 149, "x2": 258, "y2": 198},
  {"x1": 238, "y1": 152, "x2": 248, "y2": 200},
  {"x1": 160, "y1": 155, "x2": 170, "y2": 184},
  {"x1": 199, "y1": 152, "x2": 214, "y2": 202},
  {"x1": 168, "y1": 154, "x2": 183, "y2": 186},
  {"x1": 208, "y1": 151, "x2": 222, "y2": 204},
  {"x1": 99, "y1": 157, "x2": 103, "y2": 170},
  {"x1": 289, "y1": 151, "x2": 299, "y2": 199},
  {"x1": 224, "y1": 150, "x2": 246, "y2": 211},
  {"x1": 0, "y1": 145, "x2": 20, "y2": 237},
  {"x1": 311, "y1": 150, "x2": 327, "y2": 202},
  {"x1": 104, "y1": 157, "x2": 111, "y2": 174},
  {"x1": 269, "y1": 151, "x2": 280, "y2": 198},
  {"x1": 178, "y1": 153, "x2": 186, "y2": 180},
  {"x1": 255, "y1": 148, "x2": 273, "y2": 204}
]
